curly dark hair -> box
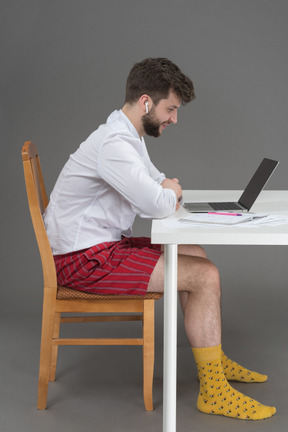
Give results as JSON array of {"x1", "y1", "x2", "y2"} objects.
[{"x1": 125, "y1": 57, "x2": 195, "y2": 106}]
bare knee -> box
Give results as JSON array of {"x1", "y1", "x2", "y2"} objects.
[
  {"x1": 178, "y1": 255, "x2": 220, "y2": 297},
  {"x1": 204, "y1": 260, "x2": 221, "y2": 296},
  {"x1": 193, "y1": 258, "x2": 220, "y2": 296}
]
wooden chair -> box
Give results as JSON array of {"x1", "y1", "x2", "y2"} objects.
[{"x1": 22, "y1": 141, "x2": 162, "y2": 411}]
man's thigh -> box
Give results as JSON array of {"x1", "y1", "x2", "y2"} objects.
[
  {"x1": 147, "y1": 244, "x2": 210, "y2": 293},
  {"x1": 178, "y1": 244, "x2": 207, "y2": 258}
]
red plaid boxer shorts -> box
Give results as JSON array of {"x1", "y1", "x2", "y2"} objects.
[{"x1": 54, "y1": 236, "x2": 163, "y2": 295}]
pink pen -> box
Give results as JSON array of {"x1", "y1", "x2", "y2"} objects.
[{"x1": 208, "y1": 212, "x2": 242, "y2": 216}]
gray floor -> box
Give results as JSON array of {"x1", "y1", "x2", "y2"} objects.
[{"x1": 1, "y1": 268, "x2": 288, "y2": 432}]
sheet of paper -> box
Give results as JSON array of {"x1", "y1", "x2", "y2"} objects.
[
  {"x1": 179, "y1": 213, "x2": 255, "y2": 225},
  {"x1": 162, "y1": 214, "x2": 288, "y2": 229}
]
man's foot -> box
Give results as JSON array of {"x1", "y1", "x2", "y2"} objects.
[
  {"x1": 193, "y1": 345, "x2": 276, "y2": 420},
  {"x1": 221, "y1": 350, "x2": 268, "y2": 383}
]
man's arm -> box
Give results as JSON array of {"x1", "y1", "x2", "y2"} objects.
[
  {"x1": 98, "y1": 139, "x2": 178, "y2": 218},
  {"x1": 161, "y1": 178, "x2": 183, "y2": 210}
]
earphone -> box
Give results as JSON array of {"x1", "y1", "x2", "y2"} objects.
[{"x1": 145, "y1": 101, "x2": 149, "y2": 113}]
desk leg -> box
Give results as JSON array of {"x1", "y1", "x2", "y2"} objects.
[{"x1": 163, "y1": 244, "x2": 178, "y2": 432}]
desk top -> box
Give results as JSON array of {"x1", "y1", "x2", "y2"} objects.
[{"x1": 151, "y1": 190, "x2": 288, "y2": 245}]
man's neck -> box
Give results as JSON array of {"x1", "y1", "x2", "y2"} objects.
[{"x1": 122, "y1": 103, "x2": 145, "y2": 138}]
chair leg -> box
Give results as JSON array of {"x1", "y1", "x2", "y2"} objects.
[
  {"x1": 37, "y1": 290, "x2": 56, "y2": 409},
  {"x1": 49, "y1": 312, "x2": 61, "y2": 381},
  {"x1": 142, "y1": 299, "x2": 155, "y2": 411}
]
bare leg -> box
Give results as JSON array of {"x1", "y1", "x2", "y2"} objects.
[
  {"x1": 147, "y1": 245, "x2": 221, "y2": 348},
  {"x1": 177, "y1": 245, "x2": 207, "y2": 314},
  {"x1": 149, "y1": 245, "x2": 276, "y2": 420}
]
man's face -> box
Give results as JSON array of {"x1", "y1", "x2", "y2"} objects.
[{"x1": 142, "y1": 91, "x2": 181, "y2": 138}]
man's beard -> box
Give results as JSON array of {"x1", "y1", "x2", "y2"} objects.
[{"x1": 142, "y1": 109, "x2": 162, "y2": 138}]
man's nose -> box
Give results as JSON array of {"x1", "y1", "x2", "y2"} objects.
[{"x1": 170, "y1": 110, "x2": 177, "y2": 124}]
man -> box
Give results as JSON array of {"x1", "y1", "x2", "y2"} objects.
[{"x1": 44, "y1": 57, "x2": 276, "y2": 420}]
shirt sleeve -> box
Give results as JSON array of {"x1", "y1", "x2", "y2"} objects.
[{"x1": 98, "y1": 139, "x2": 176, "y2": 219}]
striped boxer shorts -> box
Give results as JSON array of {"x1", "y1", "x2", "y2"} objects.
[{"x1": 54, "y1": 236, "x2": 163, "y2": 295}]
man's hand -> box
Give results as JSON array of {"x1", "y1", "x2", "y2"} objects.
[{"x1": 161, "y1": 178, "x2": 183, "y2": 210}]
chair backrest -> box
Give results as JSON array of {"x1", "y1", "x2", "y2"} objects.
[{"x1": 22, "y1": 141, "x2": 58, "y2": 290}]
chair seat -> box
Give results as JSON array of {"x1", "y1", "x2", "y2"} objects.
[{"x1": 57, "y1": 285, "x2": 163, "y2": 301}]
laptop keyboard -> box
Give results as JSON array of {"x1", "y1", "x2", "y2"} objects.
[{"x1": 209, "y1": 202, "x2": 243, "y2": 210}]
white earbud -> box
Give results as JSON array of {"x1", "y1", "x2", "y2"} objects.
[{"x1": 145, "y1": 101, "x2": 149, "y2": 113}]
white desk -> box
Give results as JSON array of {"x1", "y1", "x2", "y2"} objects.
[{"x1": 151, "y1": 190, "x2": 288, "y2": 432}]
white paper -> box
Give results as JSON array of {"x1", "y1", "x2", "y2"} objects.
[
  {"x1": 179, "y1": 213, "x2": 255, "y2": 225},
  {"x1": 163, "y1": 213, "x2": 288, "y2": 229}
]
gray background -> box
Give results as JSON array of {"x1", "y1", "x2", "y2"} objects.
[{"x1": 1, "y1": 1, "x2": 288, "y2": 431}]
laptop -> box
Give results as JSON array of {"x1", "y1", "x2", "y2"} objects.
[{"x1": 184, "y1": 158, "x2": 279, "y2": 213}]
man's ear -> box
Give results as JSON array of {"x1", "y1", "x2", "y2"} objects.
[{"x1": 139, "y1": 94, "x2": 151, "y2": 114}]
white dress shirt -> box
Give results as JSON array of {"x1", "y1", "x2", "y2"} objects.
[{"x1": 44, "y1": 110, "x2": 177, "y2": 254}]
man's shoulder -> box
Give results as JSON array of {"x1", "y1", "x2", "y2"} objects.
[
  {"x1": 79, "y1": 110, "x2": 141, "y2": 158},
  {"x1": 81, "y1": 112, "x2": 126, "y2": 145},
  {"x1": 93, "y1": 110, "x2": 132, "y2": 139}
]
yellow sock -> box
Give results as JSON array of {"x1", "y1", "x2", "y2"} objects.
[
  {"x1": 192, "y1": 345, "x2": 276, "y2": 420},
  {"x1": 221, "y1": 350, "x2": 268, "y2": 382}
]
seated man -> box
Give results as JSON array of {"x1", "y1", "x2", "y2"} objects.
[{"x1": 44, "y1": 57, "x2": 276, "y2": 420}]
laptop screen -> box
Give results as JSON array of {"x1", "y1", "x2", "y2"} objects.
[{"x1": 238, "y1": 158, "x2": 279, "y2": 210}]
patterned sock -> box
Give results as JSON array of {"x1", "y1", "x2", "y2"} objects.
[
  {"x1": 192, "y1": 345, "x2": 276, "y2": 420},
  {"x1": 221, "y1": 350, "x2": 268, "y2": 383}
]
